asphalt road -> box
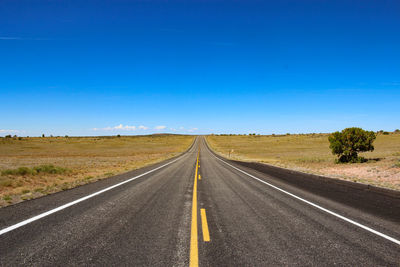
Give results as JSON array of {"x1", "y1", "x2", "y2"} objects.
[{"x1": 0, "y1": 136, "x2": 399, "y2": 266}]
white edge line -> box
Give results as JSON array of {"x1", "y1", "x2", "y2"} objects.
[
  {"x1": 0, "y1": 155, "x2": 185, "y2": 236},
  {"x1": 214, "y1": 155, "x2": 400, "y2": 246}
]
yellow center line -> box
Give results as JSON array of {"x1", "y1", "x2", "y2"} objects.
[
  {"x1": 200, "y1": 209, "x2": 210, "y2": 242},
  {"x1": 189, "y1": 146, "x2": 200, "y2": 267}
]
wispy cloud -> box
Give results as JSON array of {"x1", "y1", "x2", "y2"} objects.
[
  {"x1": 117, "y1": 124, "x2": 136, "y2": 130},
  {"x1": 188, "y1": 128, "x2": 198, "y2": 133},
  {"x1": 93, "y1": 124, "x2": 138, "y2": 131},
  {"x1": 0, "y1": 129, "x2": 19, "y2": 134},
  {"x1": 154, "y1": 125, "x2": 167, "y2": 130},
  {"x1": 92, "y1": 124, "x2": 197, "y2": 133}
]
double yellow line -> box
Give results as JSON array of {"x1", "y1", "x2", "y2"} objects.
[
  {"x1": 189, "y1": 145, "x2": 210, "y2": 267},
  {"x1": 189, "y1": 147, "x2": 200, "y2": 266}
]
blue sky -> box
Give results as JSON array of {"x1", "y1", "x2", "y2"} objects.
[{"x1": 1, "y1": 0, "x2": 399, "y2": 136}]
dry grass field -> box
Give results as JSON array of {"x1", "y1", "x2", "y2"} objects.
[
  {"x1": 207, "y1": 133, "x2": 400, "y2": 191},
  {"x1": 0, "y1": 135, "x2": 194, "y2": 206}
]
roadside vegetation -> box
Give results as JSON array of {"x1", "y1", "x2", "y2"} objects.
[
  {"x1": 0, "y1": 135, "x2": 194, "y2": 207},
  {"x1": 328, "y1": 127, "x2": 376, "y2": 163},
  {"x1": 207, "y1": 131, "x2": 400, "y2": 191}
]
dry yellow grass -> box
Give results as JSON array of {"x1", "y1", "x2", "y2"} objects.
[
  {"x1": 0, "y1": 135, "x2": 194, "y2": 206},
  {"x1": 207, "y1": 133, "x2": 400, "y2": 191}
]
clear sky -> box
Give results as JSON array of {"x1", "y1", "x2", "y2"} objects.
[{"x1": 1, "y1": 0, "x2": 399, "y2": 136}]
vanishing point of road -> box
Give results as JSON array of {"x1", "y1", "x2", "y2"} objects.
[{"x1": 0, "y1": 137, "x2": 399, "y2": 266}]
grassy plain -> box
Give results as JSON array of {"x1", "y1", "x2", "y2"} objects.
[
  {"x1": 0, "y1": 135, "x2": 194, "y2": 206},
  {"x1": 207, "y1": 133, "x2": 400, "y2": 191}
]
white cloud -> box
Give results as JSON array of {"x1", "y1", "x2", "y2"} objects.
[
  {"x1": 93, "y1": 124, "x2": 173, "y2": 132},
  {"x1": 188, "y1": 128, "x2": 198, "y2": 133},
  {"x1": 93, "y1": 124, "x2": 137, "y2": 131},
  {"x1": 0, "y1": 129, "x2": 19, "y2": 133},
  {"x1": 115, "y1": 124, "x2": 136, "y2": 130}
]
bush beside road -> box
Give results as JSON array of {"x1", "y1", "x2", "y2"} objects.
[{"x1": 207, "y1": 133, "x2": 400, "y2": 191}]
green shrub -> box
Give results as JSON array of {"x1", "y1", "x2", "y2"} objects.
[
  {"x1": 33, "y1": 165, "x2": 68, "y2": 174},
  {"x1": 328, "y1": 127, "x2": 376, "y2": 163},
  {"x1": 1, "y1": 167, "x2": 35, "y2": 176},
  {"x1": 1, "y1": 169, "x2": 14, "y2": 175},
  {"x1": 17, "y1": 167, "x2": 35, "y2": 175},
  {"x1": 1, "y1": 165, "x2": 69, "y2": 176}
]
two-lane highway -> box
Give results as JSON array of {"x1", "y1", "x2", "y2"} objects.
[{"x1": 0, "y1": 136, "x2": 399, "y2": 266}]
